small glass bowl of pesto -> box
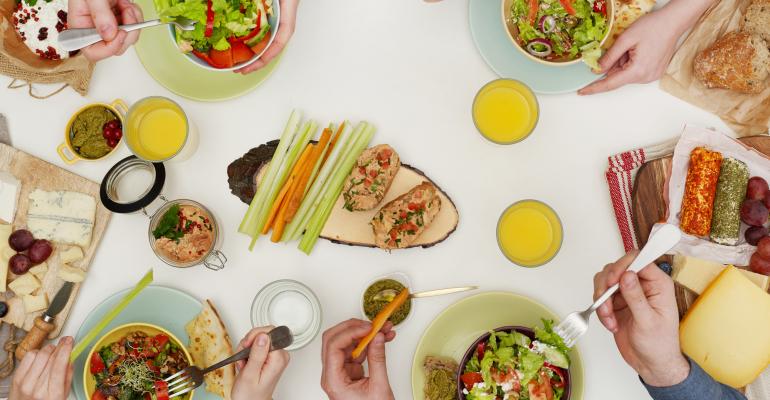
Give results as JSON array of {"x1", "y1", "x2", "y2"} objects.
[{"x1": 360, "y1": 272, "x2": 413, "y2": 328}]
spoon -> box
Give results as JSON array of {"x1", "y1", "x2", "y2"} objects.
[
  {"x1": 58, "y1": 17, "x2": 197, "y2": 52},
  {"x1": 372, "y1": 286, "x2": 478, "y2": 302}
]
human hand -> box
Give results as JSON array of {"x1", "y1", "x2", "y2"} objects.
[
  {"x1": 320, "y1": 319, "x2": 397, "y2": 400},
  {"x1": 67, "y1": 0, "x2": 144, "y2": 62},
  {"x1": 578, "y1": 8, "x2": 682, "y2": 95},
  {"x1": 236, "y1": 0, "x2": 299, "y2": 74},
  {"x1": 231, "y1": 326, "x2": 290, "y2": 400},
  {"x1": 9, "y1": 336, "x2": 74, "y2": 400},
  {"x1": 592, "y1": 252, "x2": 690, "y2": 387}
]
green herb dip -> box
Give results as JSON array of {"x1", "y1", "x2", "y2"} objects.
[
  {"x1": 71, "y1": 106, "x2": 116, "y2": 159},
  {"x1": 363, "y1": 279, "x2": 411, "y2": 325},
  {"x1": 424, "y1": 368, "x2": 456, "y2": 400}
]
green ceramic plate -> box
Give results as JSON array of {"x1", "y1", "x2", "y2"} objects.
[
  {"x1": 469, "y1": 0, "x2": 600, "y2": 94},
  {"x1": 133, "y1": 0, "x2": 282, "y2": 102},
  {"x1": 411, "y1": 291, "x2": 584, "y2": 399},
  {"x1": 71, "y1": 286, "x2": 215, "y2": 400}
]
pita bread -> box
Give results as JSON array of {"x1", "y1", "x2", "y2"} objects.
[
  {"x1": 185, "y1": 299, "x2": 235, "y2": 399},
  {"x1": 604, "y1": 0, "x2": 657, "y2": 48}
]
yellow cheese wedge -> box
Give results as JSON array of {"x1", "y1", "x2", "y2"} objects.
[
  {"x1": 680, "y1": 266, "x2": 770, "y2": 388},
  {"x1": 8, "y1": 274, "x2": 40, "y2": 296},
  {"x1": 672, "y1": 255, "x2": 770, "y2": 294},
  {"x1": 59, "y1": 246, "x2": 83, "y2": 265},
  {"x1": 22, "y1": 293, "x2": 47, "y2": 313}
]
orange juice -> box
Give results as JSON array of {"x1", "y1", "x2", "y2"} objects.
[
  {"x1": 497, "y1": 200, "x2": 562, "y2": 267},
  {"x1": 126, "y1": 97, "x2": 188, "y2": 162},
  {"x1": 472, "y1": 79, "x2": 538, "y2": 144}
]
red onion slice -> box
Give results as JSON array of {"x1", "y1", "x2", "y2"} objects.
[
  {"x1": 538, "y1": 15, "x2": 556, "y2": 33},
  {"x1": 526, "y1": 38, "x2": 553, "y2": 58}
]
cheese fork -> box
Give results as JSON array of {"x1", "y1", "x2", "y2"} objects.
[
  {"x1": 553, "y1": 224, "x2": 682, "y2": 348},
  {"x1": 164, "y1": 326, "x2": 293, "y2": 398}
]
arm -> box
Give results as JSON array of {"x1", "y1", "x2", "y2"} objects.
[
  {"x1": 579, "y1": 0, "x2": 716, "y2": 94},
  {"x1": 236, "y1": 0, "x2": 300, "y2": 74},
  {"x1": 643, "y1": 357, "x2": 746, "y2": 400},
  {"x1": 592, "y1": 252, "x2": 745, "y2": 400}
]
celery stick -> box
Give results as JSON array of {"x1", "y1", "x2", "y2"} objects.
[
  {"x1": 289, "y1": 124, "x2": 363, "y2": 241},
  {"x1": 239, "y1": 110, "x2": 301, "y2": 237},
  {"x1": 248, "y1": 120, "x2": 317, "y2": 249},
  {"x1": 298, "y1": 124, "x2": 375, "y2": 253},
  {"x1": 282, "y1": 124, "x2": 356, "y2": 241}
]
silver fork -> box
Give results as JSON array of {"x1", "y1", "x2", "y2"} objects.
[
  {"x1": 58, "y1": 17, "x2": 197, "y2": 52},
  {"x1": 165, "y1": 326, "x2": 293, "y2": 398},
  {"x1": 554, "y1": 224, "x2": 682, "y2": 348}
]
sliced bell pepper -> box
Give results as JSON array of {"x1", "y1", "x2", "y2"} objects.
[
  {"x1": 559, "y1": 0, "x2": 576, "y2": 15},
  {"x1": 205, "y1": 0, "x2": 214, "y2": 37},
  {"x1": 544, "y1": 362, "x2": 567, "y2": 388},
  {"x1": 233, "y1": 9, "x2": 262, "y2": 43}
]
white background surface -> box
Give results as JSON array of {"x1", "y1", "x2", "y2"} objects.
[{"x1": 0, "y1": 0, "x2": 733, "y2": 399}]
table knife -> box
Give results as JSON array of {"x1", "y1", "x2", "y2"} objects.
[{"x1": 15, "y1": 281, "x2": 74, "y2": 360}]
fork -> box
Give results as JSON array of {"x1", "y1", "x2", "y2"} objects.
[
  {"x1": 58, "y1": 17, "x2": 198, "y2": 52},
  {"x1": 165, "y1": 326, "x2": 293, "y2": 398},
  {"x1": 554, "y1": 224, "x2": 682, "y2": 348}
]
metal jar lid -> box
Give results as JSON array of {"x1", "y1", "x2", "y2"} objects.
[{"x1": 100, "y1": 155, "x2": 166, "y2": 214}]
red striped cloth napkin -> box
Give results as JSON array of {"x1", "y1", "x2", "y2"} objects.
[{"x1": 605, "y1": 137, "x2": 680, "y2": 251}]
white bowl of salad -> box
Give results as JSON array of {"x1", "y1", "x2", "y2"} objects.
[
  {"x1": 457, "y1": 321, "x2": 572, "y2": 400},
  {"x1": 502, "y1": 0, "x2": 614, "y2": 70},
  {"x1": 153, "y1": 0, "x2": 279, "y2": 71}
]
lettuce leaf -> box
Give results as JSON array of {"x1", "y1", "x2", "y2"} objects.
[
  {"x1": 535, "y1": 319, "x2": 571, "y2": 356},
  {"x1": 518, "y1": 348, "x2": 545, "y2": 386}
]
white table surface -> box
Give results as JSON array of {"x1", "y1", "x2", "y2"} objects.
[{"x1": 0, "y1": 0, "x2": 732, "y2": 398}]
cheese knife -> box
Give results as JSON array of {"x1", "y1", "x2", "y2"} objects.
[{"x1": 15, "y1": 281, "x2": 74, "y2": 360}]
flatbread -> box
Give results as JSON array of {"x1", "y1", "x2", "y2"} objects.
[
  {"x1": 185, "y1": 299, "x2": 235, "y2": 399},
  {"x1": 604, "y1": 0, "x2": 656, "y2": 48}
]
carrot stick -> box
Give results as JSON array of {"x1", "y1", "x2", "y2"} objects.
[
  {"x1": 271, "y1": 151, "x2": 311, "y2": 242},
  {"x1": 262, "y1": 144, "x2": 313, "y2": 234},
  {"x1": 351, "y1": 288, "x2": 409, "y2": 359},
  {"x1": 283, "y1": 129, "x2": 333, "y2": 224}
]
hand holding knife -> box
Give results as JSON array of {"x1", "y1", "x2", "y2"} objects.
[{"x1": 15, "y1": 282, "x2": 74, "y2": 360}]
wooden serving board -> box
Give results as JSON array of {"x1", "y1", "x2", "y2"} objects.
[
  {"x1": 0, "y1": 143, "x2": 111, "y2": 337},
  {"x1": 631, "y1": 136, "x2": 770, "y2": 316}
]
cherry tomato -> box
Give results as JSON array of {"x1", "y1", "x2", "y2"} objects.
[
  {"x1": 92, "y1": 391, "x2": 107, "y2": 400},
  {"x1": 592, "y1": 0, "x2": 606, "y2": 15},
  {"x1": 89, "y1": 352, "x2": 105, "y2": 374},
  {"x1": 460, "y1": 372, "x2": 484, "y2": 390},
  {"x1": 107, "y1": 138, "x2": 118, "y2": 148},
  {"x1": 105, "y1": 120, "x2": 120, "y2": 130},
  {"x1": 114, "y1": 129, "x2": 123, "y2": 140},
  {"x1": 154, "y1": 380, "x2": 170, "y2": 400}
]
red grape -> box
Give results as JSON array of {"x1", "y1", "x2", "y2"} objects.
[
  {"x1": 740, "y1": 199, "x2": 769, "y2": 227},
  {"x1": 8, "y1": 229, "x2": 34, "y2": 252},
  {"x1": 745, "y1": 226, "x2": 768, "y2": 245},
  {"x1": 757, "y1": 237, "x2": 770, "y2": 259},
  {"x1": 764, "y1": 193, "x2": 770, "y2": 210},
  {"x1": 114, "y1": 129, "x2": 123, "y2": 140},
  {"x1": 103, "y1": 127, "x2": 117, "y2": 140},
  {"x1": 750, "y1": 252, "x2": 770, "y2": 276},
  {"x1": 9, "y1": 254, "x2": 31, "y2": 275},
  {"x1": 746, "y1": 177, "x2": 769, "y2": 200},
  {"x1": 28, "y1": 239, "x2": 52, "y2": 264},
  {"x1": 107, "y1": 138, "x2": 118, "y2": 148}
]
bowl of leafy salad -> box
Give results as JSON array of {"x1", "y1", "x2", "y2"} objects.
[
  {"x1": 153, "y1": 0, "x2": 279, "y2": 71},
  {"x1": 457, "y1": 320, "x2": 572, "y2": 400},
  {"x1": 502, "y1": 0, "x2": 613, "y2": 69}
]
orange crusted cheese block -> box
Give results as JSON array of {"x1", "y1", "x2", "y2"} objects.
[
  {"x1": 680, "y1": 266, "x2": 770, "y2": 388},
  {"x1": 679, "y1": 147, "x2": 722, "y2": 236}
]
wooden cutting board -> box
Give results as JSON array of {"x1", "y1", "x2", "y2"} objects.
[
  {"x1": 631, "y1": 136, "x2": 770, "y2": 316},
  {"x1": 0, "y1": 143, "x2": 110, "y2": 337}
]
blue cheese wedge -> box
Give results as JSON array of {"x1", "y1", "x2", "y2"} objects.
[{"x1": 27, "y1": 190, "x2": 96, "y2": 247}]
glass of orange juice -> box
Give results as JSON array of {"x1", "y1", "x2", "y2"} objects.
[
  {"x1": 125, "y1": 97, "x2": 199, "y2": 163},
  {"x1": 472, "y1": 79, "x2": 539, "y2": 144},
  {"x1": 497, "y1": 200, "x2": 562, "y2": 267}
]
